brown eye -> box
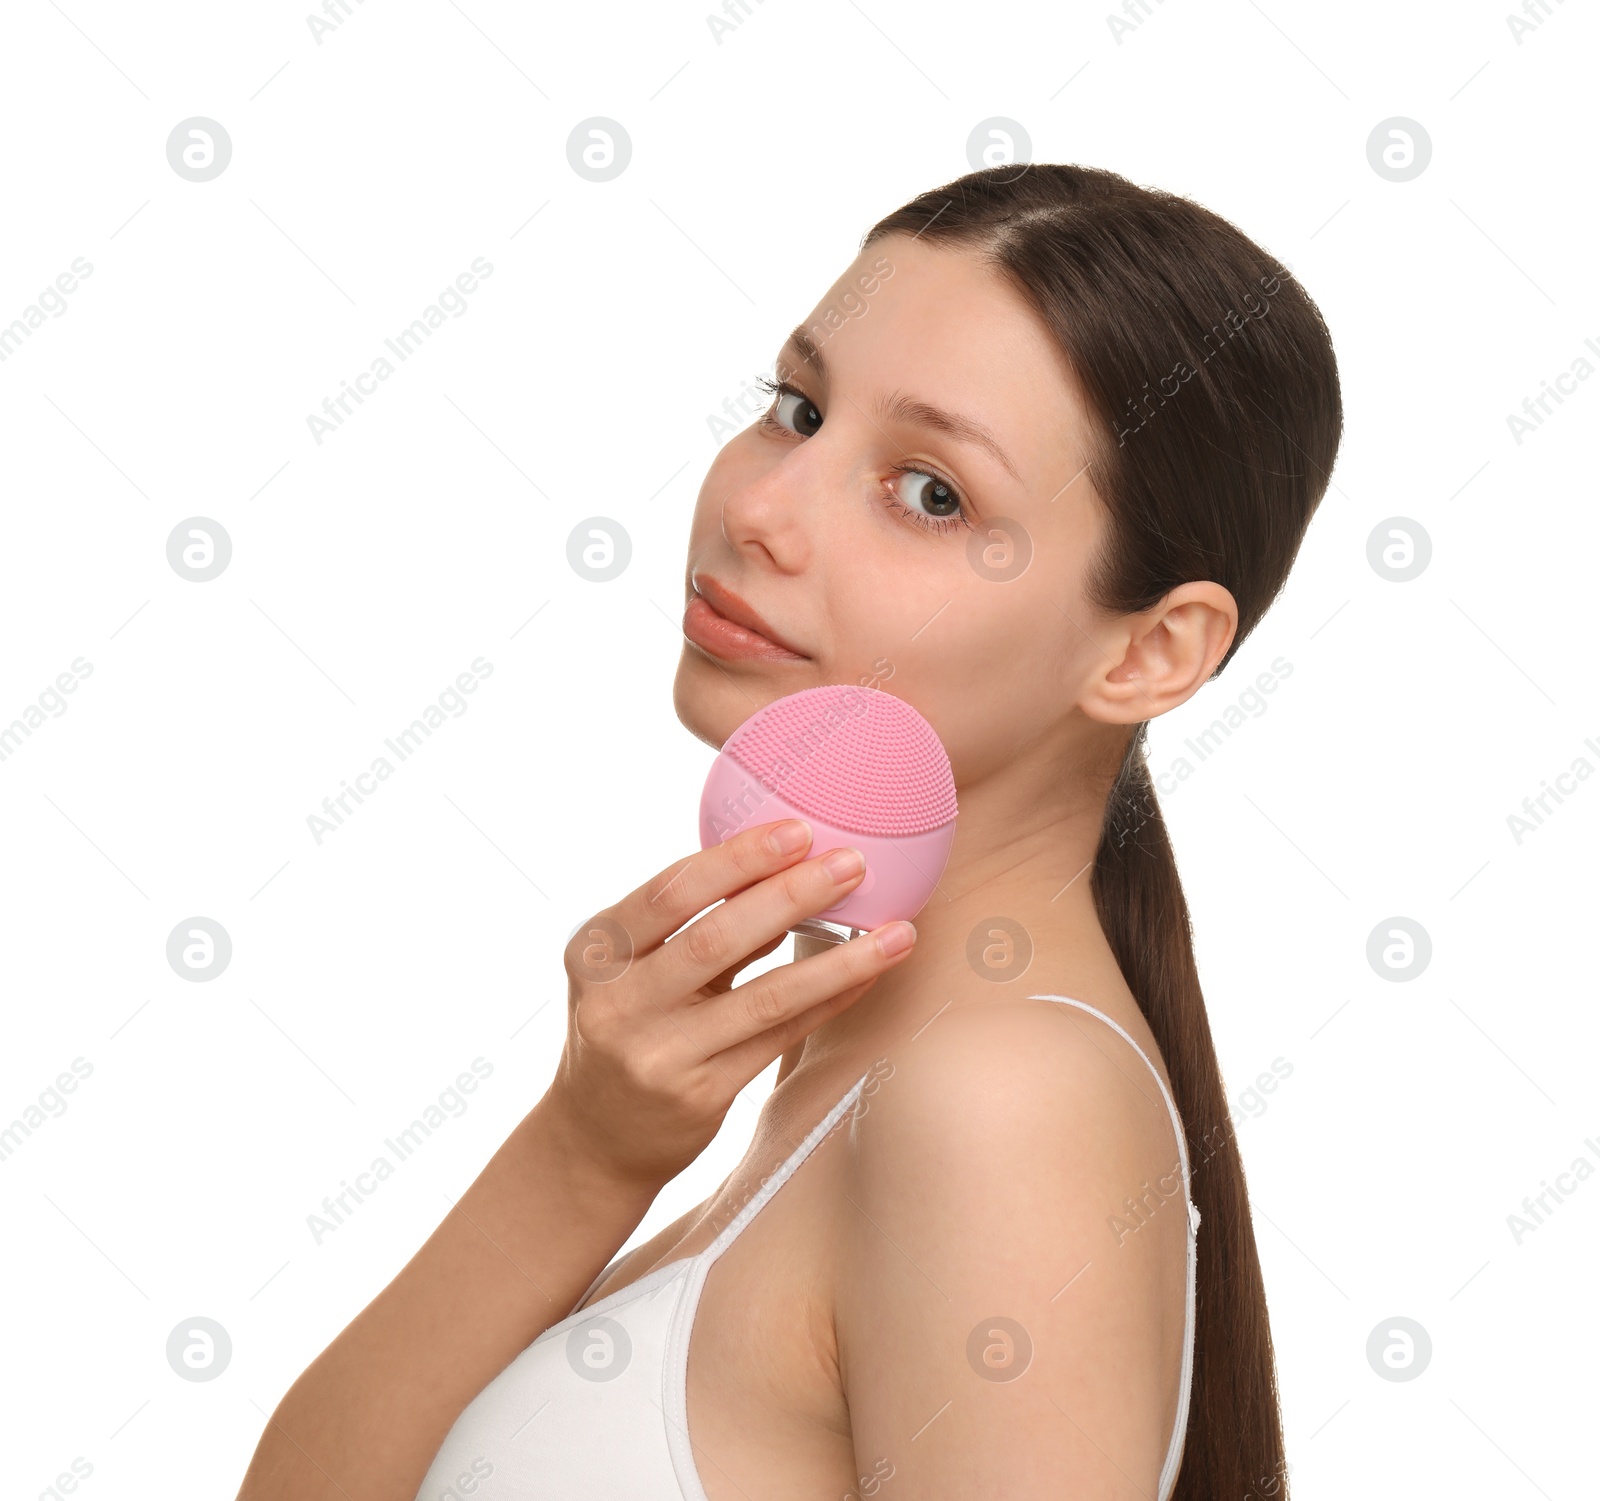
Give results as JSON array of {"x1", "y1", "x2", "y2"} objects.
[
  {"x1": 775, "y1": 390, "x2": 823, "y2": 437},
  {"x1": 891, "y1": 469, "x2": 962, "y2": 519}
]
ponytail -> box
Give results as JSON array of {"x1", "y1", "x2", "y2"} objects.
[
  {"x1": 864, "y1": 161, "x2": 1341, "y2": 1500},
  {"x1": 1093, "y1": 728, "x2": 1287, "y2": 1498}
]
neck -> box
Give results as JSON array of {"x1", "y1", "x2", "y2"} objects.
[{"x1": 782, "y1": 749, "x2": 1137, "y2": 1083}]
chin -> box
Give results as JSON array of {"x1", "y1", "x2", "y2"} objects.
[
  {"x1": 672, "y1": 647, "x2": 798, "y2": 751},
  {"x1": 671, "y1": 648, "x2": 741, "y2": 750}
]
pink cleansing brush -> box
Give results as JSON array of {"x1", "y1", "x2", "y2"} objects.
[{"x1": 699, "y1": 684, "x2": 958, "y2": 938}]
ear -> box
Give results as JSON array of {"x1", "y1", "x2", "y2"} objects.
[{"x1": 1080, "y1": 582, "x2": 1238, "y2": 726}]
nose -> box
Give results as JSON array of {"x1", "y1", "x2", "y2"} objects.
[{"x1": 718, "y1": 439, "x2": 828, "y2": 574}]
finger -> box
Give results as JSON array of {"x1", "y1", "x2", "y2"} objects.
[
  {"x1": 705, "y1": 929, "x2": 788, "y2": 994},
  {"x1": 654, "y1": 844, "x2": 870, "y2": 997},
  {"x1": 718, "y1": 979, "x2": 880, "y2": 1090},
  {"x1": 605, "y1": 819, "x2": 816, "y2": 956},
  {"x1": 697, "y1": 922, "x2": 917, "y2": 1067}
]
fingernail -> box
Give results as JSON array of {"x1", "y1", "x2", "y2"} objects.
[
  {"x1": 768, "y1": 820, "x2": 812, "y2": 856},
  {"x1": 875, "y1": 921, "x2": 915, "y2": 957},
  {"x1": 821, "y1": 846, "x2": 866, "y2": 883}
]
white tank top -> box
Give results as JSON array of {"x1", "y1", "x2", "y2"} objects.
[{"x1": 414, "y1": 996, "x2": 1200, "y2": 1500}]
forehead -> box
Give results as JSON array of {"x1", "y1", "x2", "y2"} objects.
[{"x1": 787, "y1": 234, "x2": 1095, "y2": 494}]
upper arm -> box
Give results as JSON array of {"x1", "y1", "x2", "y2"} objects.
[{"x1": 834, "y1": 999, "x2": 1189, "y2": 1499}]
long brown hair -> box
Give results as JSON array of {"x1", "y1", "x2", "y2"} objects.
[{"x1": 864, "y1": 165, "x2": 1342, "y2": 1498}]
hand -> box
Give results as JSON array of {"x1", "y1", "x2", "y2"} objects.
[{"x1": 545, "y1": 819, "x2": 917, "y2": 1188}]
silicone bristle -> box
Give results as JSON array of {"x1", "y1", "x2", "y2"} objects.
[{"x1": 721, "y1": 685, "x2": 957, "y2": 837}]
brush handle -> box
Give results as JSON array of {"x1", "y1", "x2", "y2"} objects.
[{"x1": 789, "y1": 917, "x2": 858, "y2": 945}]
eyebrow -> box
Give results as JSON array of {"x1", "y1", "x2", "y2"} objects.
[{"x1": 780, "y1": 325, "x2": 1021, "y2": 482}]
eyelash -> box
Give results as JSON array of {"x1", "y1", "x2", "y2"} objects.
[{"x1": 753, "y1": 375, "x2": 974, "y2": 535}]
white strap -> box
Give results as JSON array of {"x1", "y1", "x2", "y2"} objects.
[
  {"x1": 1029, "y1": 994, "x2": 1198, "y2": 1501},
  {"x1": 702, "y1": 1069, "x2": 871, "y2": 1265},
  {"x1": 666, "y1": 1070, "x2": 873, "y2": 1501}
]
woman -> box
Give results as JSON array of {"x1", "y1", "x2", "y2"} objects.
[{"x1": 238, "y1": 162, "x2": 1340, "y2": 1501}]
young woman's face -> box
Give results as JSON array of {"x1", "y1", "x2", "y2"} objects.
[{"x1": 674, "y1": 232, "x2": 1119, "y2": 785}]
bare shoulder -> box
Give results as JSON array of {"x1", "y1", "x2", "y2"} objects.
[
  {"x1": 848, "y1": 994, "x2": 1184, "y2": 1203},
  {"x1": 833, "y1": 995, "x2": 1191, "y2": 1496}
]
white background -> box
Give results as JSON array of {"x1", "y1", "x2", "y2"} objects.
[{"x1": 1, "y1": 0, "x2": 1595, "y2": 1496}]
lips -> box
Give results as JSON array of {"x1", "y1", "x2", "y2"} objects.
[{"x1": 685, "y1": 574, "x2": 809, "y2": 661}]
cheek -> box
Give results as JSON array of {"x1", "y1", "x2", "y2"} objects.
[
  {"x1": 945, "y1": 583, "x2": 1090, "y2": 758},
  {"x1": 843, "y1": 585, "x2": 1030, "y2": 764}
]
